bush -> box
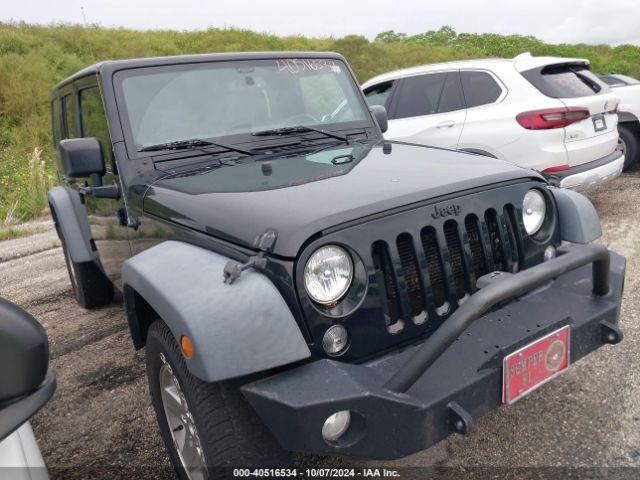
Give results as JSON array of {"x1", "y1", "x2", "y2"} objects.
[{"x1": 1, "y1": 23, "x2": 639, "y2": 222}]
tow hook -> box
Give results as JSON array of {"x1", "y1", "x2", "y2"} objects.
[
  {"x1": 600, "y1": 320, "x2": 623, "y2": 344},
  {"x1": 448, "y1": 401, "x2": 472, "y2": 435}
]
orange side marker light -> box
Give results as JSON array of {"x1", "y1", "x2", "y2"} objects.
[{"x1": 180, "y1": 335, "x2": 194, "y2": 359}]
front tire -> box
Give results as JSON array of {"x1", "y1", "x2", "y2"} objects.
[
  {"x1": 618, "y1": 124, "x2": 639, "y2": 170},
  {"x1": 145, "y1": 321, "x2": 291, "y2": 479}
]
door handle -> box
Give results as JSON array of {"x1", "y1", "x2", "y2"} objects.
[{"x1": 436, "y1": 120, "x2": 455, "y2": 129}]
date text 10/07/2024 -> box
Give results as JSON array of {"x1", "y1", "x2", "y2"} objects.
[{"x1": 232, "y1": 469, "x2": 402, "y2": 478}]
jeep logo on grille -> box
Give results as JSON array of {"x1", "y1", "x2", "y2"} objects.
[{"x1": 431, "y1": 203, "x2": 462, "y2": 219}]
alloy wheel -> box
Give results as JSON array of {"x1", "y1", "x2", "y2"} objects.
[
  {"x1": 618, "y1": 136, "x2": 627, "y2": 155},
  {"x1": 159, "y1": 353, "x2": 207, "y2": 480}
]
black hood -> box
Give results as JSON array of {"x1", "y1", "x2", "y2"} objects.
[{"x1": 143, "y1": 141, "x2": 542, "y2": 257}]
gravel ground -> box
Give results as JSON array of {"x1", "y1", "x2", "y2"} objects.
[{"x1": 1, "y1": 170, "x2": 639, "y2": 479}]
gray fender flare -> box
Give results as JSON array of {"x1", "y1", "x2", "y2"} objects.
[
  {"x1": 48, "y1": 186, "x2": 97, "y2": 263},
  {"x1": 122, "y1": 241, "x2": 311, "y2": 382},
  {"x1": 550, "y1": 187, "x2": 602, "y2": 244}
]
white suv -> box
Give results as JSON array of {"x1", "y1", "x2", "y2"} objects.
[
  {"x1": 362, "y1": 53, "x2": 624, "y2": 190},
  {"x1": 598, "y1": 73, "x2": 640, "y2": 169}
]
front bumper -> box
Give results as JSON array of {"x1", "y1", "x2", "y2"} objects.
[
  {"x1": 242, "y1": 245, "x2": 626, "y2": 460},
  {"x1": 546, "y1": 150, "x2": 624, "y2": 191}
]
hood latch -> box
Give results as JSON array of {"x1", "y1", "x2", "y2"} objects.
[{"x1": 223, "y1": 229, "x2": 278, "y2": 284}]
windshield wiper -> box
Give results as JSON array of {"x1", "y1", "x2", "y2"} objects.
[
  {"x1": 252, "y1": 125, "x2": 348, "y2": 142},
  {"x1": 139, "y1": 138, "x2": 255, "y2": 155}
]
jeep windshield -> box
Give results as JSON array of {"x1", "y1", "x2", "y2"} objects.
[{"x1": 116, "y1": 58, "x2": 371, "y2": 153}]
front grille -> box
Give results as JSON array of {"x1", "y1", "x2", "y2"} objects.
[
  {"x1": 465, "y1": 214, "x2": 486, "y2": 280},
  {"x1": 444, "y1": 220, "x2": 467, "y2": 299},
  {"x1": 374, "y1": 206, "x2": 523, "y2": 331},
  {"x1": 371, "y1": 241, "x2": 399, "y2": 324},
  {"x1": 420, "y1": 227, "x2": 446, "y2": 308},
  {"x1": 397, "y1": 233, "x2": 424, "y2": 317}
]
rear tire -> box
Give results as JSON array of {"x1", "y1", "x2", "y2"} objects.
[
  {"x1": 146, "y1": 320, "x2": 291, "y2": 479},
  {"x1": 56, "y1": 221, "x2": 114, "y2": 309},
  {"x1": 618, "y1": 124, "x2": 639, "y2": 170}
]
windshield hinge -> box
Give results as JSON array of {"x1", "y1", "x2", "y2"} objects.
[{"x1": 223, "y1": 229, "x2": 278, "y2": 284}]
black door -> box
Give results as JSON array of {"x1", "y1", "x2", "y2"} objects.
[{"x1": 59, "y1": 79, "x2": 132, "y2": 288}]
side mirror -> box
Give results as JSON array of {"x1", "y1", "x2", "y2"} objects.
[
  {"x1": 370, "y1": 105, "x2": 388, "y2": 134},
  {"x1": 58, "y1": 137, "x2": 105, "y2": 186},
  {"x1": 0, "y1": 299, "x2": 49, "y2": 403},
  {"x1": 0, "y1": 298, "x2": 55, "y2": 442}
]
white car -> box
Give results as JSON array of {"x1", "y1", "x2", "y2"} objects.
[
  {"x1": 362, "y1": 53, "x2": 624, "y2": 190},
  {"x1": 0, "y1": 299, "x2": 55, "y2": 480},
  {"x1": 0, "y1": 424, "x2": 49, "y2": 480},
  {"x1": 598, "y1": 73, "x2": 640, "y2": 168}
]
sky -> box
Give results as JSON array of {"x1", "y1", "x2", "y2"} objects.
[{"x1": 3, "y1": 0, "x2": 639, "y2": 46}]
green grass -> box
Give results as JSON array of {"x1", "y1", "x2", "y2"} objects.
[
  {"x1": 0, "y1": 227, "x2": 23, "y2": 241},
  {"x1": 0, "y1": 224, "x2": 47, "y2": 241},
  {"x1": 2, "y1": 23, "x2": 640, "y2": 222}
]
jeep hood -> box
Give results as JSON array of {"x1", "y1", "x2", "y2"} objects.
[{"x1": 143, "y1": 141, "x2": 542, "y2": 257}]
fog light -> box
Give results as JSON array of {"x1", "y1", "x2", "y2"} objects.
[
  {"x1": 322, "y1": 410, "x2": 351, "y2": 443},
  {"x1": 544, "y1": 245, "x2": 556, "y2": 262},
  {"x1": 322, "y1": 325, "x2": 348, "y2": 356}
]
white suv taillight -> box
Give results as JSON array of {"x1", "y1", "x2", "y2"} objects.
[{"x1": 516, "y1": 107, "x2": 590, "y2": 130}]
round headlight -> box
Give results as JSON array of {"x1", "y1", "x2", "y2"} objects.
[
  {"x1": 523, "y1": 189, "x2": 546, "y2": 235},
  {"x1": 304, "y1": 245, "x2": 353, "y2": 305}
]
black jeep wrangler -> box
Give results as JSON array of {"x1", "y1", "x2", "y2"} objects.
[{"x1": 49, "y1": 52, "x2": 625, "y2": 477}]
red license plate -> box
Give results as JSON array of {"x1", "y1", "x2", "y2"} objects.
[{"x1": 502, "y1": 325, "x2": 570, "y2": 404}]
